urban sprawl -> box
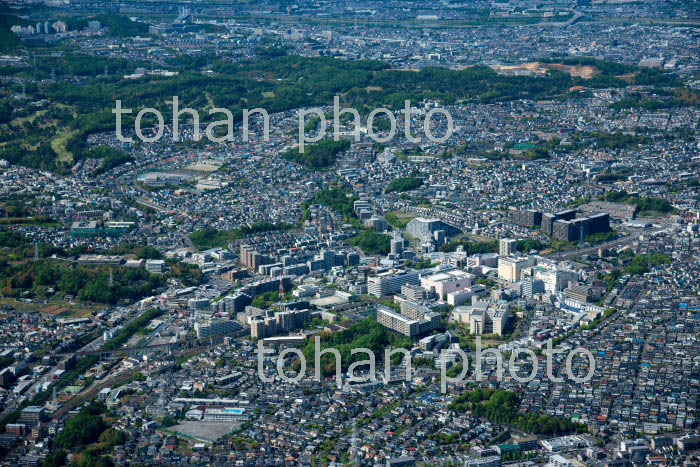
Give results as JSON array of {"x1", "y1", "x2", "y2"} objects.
[{"x1": 0, "y1": 0, "x2": 699, "y2": 466}]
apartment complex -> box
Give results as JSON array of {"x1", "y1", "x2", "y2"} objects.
[
  {"x1": 499, "y1": 238, "x2": 517, "y2": 257},
  {"x1": 195, "y1": 319, "x2": 243, "y2": 339},
  {"x1": 376, "y1": 303, "x2": 440, "y2": 337},
  {"x1": 368, "y1": 270, "x2": 420, "y2": 297}
]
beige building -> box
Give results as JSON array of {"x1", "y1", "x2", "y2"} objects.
[
  {"x1": 498, "y1": 256, "x2": 534, "y2": 282},
  {"x1": 453, "y1": 301, "x2": 509, "y2": 336}
]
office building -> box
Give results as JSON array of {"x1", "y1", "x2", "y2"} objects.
[
  {"x1": 453, "y1": 301, "x2": 509, "y2": 335},
  {"x1": 533, "y1": 265, "x2": 578, "y2": 293}
]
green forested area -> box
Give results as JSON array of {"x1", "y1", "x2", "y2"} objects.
[
  {"x1": 0, "y1": 259, "x2": 164, "y2": 304},
  {"x1": 0, "y1": 53, "x2": 685, "y2": 173},
  {"x1": 385, "y1": 176, "x2": 424, "y2": 193},
  {"x1": 515, "y1": 239, "x2": 548, "y2": 252},
  {"x1": 623, "y1": 253, "x2": 672, "y2": 276},
  {"x1": 302, "y1": 187, "x2": 357, "y2": 220},
  {"x1": 448, "y1": 388, "x2": 586, "y2": 435},
  {"x1": 300, "y1": 318, "x2": 413, "y2": 376},
  {"x1": 439, "y1": 239, "x2": 497, "y2": 254},
  {"x1": 88, "y1": 146, "x2": 134, "y2": 175},
  {"x1": 49, "y1": 401, "x2": 128, "y2": 467},
  {"x1": 346, "y1": 231, "x2": 392, "y2": 255},
  {"x1": 599, "y1": 190, "x2": 676, "y2": 214},
  {"x1": 189, "y1": 222, "x2": 293, "y2": 249},
  {"x1": 282, "y1": 139, "x2": 351, "y2": 169}
]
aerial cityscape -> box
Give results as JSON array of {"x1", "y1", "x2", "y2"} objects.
[{"x1": 0, "y1": 0, "x2": 699, "y2": 466}]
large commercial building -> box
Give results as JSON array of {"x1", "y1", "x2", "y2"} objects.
[
  {"x1": 420, "y1": 268, "x2": 475, "y2": 300},
  {"x1": 406, "y1": 217, "x2": 460, "y2": 241},
  {"x1": 368, "y1": 270, "x2": 420, "y2": 297},
  {"x1": 400, "y1": 284, "x2": 426, "y2": 301}
]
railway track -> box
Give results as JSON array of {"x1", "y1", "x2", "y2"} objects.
[{"x1": 51, "y1": 339, "x2": 228, "y2": 420}]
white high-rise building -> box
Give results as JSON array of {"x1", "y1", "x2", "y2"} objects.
[
  {"x1": 499, "y1": 238, "x2": 516, "y2": 257},
  {"x1": 367, "y1": 270, "x2": 420, "y2": 297}
]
